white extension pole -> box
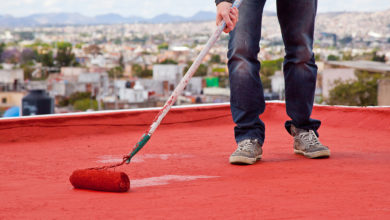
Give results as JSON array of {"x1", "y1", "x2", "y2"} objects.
[{"x1": 126, "y1": 0, "x2": 244, "y2": 163}]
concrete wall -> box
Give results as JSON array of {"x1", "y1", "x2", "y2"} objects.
[
  {"x1": 378, "y1": 79, "x2": 390, "y2": 106},
  {"x1": 322, "y1": 68, "x2": 356, "y2": 99}
]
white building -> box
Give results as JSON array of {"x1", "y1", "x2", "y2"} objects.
[
  {"x1": 153, "y1": 64, "x2": 183, "y2": 84},
  {"x1": 0, "y1": 69, "x2": 24, "y2": 84},
  {"x1": 61, "y1": 67, "x2": 87, "y2": 77},
  {"x1": 115, "y1": 80, "x2": 148, "y2": 103}
]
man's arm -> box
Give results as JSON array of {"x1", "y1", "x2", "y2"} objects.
[{"x1": 215, "y1": 0, "x2": 239, "y2": 33}]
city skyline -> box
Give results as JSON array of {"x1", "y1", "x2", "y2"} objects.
[{"x1": 1, "y1": 0, "x2": 390, "y2": 18}]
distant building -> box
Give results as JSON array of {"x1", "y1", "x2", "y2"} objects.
[
  {"x1": 0, "y1": 92, "x2": 25, "y2": 108},
  {"x1": 0, "y1": 69, "x2": 24, "y2": 91},
  {"x1": 323, "y1": 61, "x2": 390, "y2": 100},
  {"x1": 185, "y1": 77, "x2": 203, "y2": 95},
  {"x1": 153, "y1": 64, "x2": 184, "y2": 95},
  {"x1": 153, "y1": 64, "x2": 183, "y2": 83},
  {"x1": 115, "y1": 80, "x2": 148, "y2": 103},
  {"x1": 61, "y1": 67, "x2": 87, "y2": 77}
]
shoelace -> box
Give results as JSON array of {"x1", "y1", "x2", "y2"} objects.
[
  {"x1": 238, "y1": 139, "x2": 257, "y2": 152},
  {"x1": 298, "y1": 130, "x2": 321, "y2": 147}
]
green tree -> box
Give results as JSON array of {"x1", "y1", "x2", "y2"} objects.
[
  {"x1": 73, "y1": 98, "x2": 98, "y2": 111},
  {"x1": 210, "y1": 54, "x2": 221, "y2": 63},
  {"x1": 159, "y1": 59, "x2": 178, "y2": 64},
  {"x1": 260, "y1": 58, "x2": 284, "y2": 90},
  {"x1": 0, "y1": 43, "x2": 5, "y2": 57},
  {"x1": 158, "y1": 42, "x2": 169, "y2": 50},
  {"x1": 327, "y1": 71, "x2": 385, "y2": 106},
  {"x1": 114, "y1": 38, "x2": 122, "y2": 45},
  {"x1": 55, "y1": 42, "x2": 77, "y2": 67},
  {"x1": 69, "y1": 92, "x2": 92, "y2": 105},
  {"x1": 372, "y1": 51, "x2": 386, "y2": 63},
  {"x1": 184, "y1": 61, "x2": 208, "y2": 77},
  {"x1": 119, "y1": 54, "x2": 125, "y2": 69},
  {"x1": 108, "y1": 66, "x2": 124, "y2": 79},
  {"x1": 41, "y1": 51, "x2": 54, "y2": 67},
  {"x1": 132, "y1": 64, "x2": 152, "y2": 78},
  {"x1": 342, "y1": 52, "x2": 353, "y2": 61},
  {"x1": 327, "y1": 54, "x2": 340, "y2": 61},
  {"x1": 22, "y1": 64, "x2": 35, "y2": 80}
]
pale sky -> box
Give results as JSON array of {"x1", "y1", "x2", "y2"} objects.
[{"x1": 1, "y1": 0, "x2": 390, "y2": 18}]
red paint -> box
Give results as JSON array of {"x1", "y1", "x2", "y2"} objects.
[
  {"x1": 69, "y1": 169, "x2": 129, "y2": 192},
  {"x1": 0, "y1": 103, "x2": 389, "y2": 219}
]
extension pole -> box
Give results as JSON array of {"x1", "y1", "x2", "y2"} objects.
[{"x1": 125, "y1": 0, "x2": 243, "y2": 163}]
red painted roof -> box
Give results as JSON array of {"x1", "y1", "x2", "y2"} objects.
[{"x1": 1, "y1": 103, "x2": 390, "y2": 219}]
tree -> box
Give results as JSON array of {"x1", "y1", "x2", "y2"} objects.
[
  {"x1": 342, "y1": 52, "x2": 353, "y2": 61},
  {"x1": 41, "y1": 51, "x2": 54, "y2": 67},
  {"x1": 327, "y1": 71, "x2": 384, "y2": 106},
  {"x1": 132, "y1": 64, "x2": 152, "y2": 78},
  {"x1": 260, "y1": 58, "x2": 284, "y2": 90},
  {"x1": 184, "y1": 61, "x2": 208, "y2": 77},
  {"x1": 119, "y1": 54, "x2": 125, "y2": 69},
  {"x1": 159, "y1": 59, "x2": 178, "y2": 64},
  {"x1": 55, "y1": 42, "x2": 77, "y2": 67},
  {"x1": 0, "y1": 43, "x2": 5, "y2": 59},
  {"x1": 108, "y1": 66, "x2": 124, "y2": 79},
  {"x1": 84, "y1": 44, "x2": 101, "y2": 55},
  {"x1": 1, "y1": 48, "x2": 21, "y2": 64},
  {"x1": 22, "y1": 64, "x2": 34, "y2": 80},
  {"x1": 327, "y1": 54, "x2": 340, "y2": 61},
  {"x1": 158, "y1": 42, "x2": 169, "y2": 50},
  {"x1": 210, "y1": 54, "x2": 221, "y2": 64},
  {"x1": 21, "y1": 48, "x2": 36, "y2": 64},
  {"x1": 372, "y1": 51, "x2": 386, "y2": 63},
  {"x1": 73, "y1": 98, "x2": 98, "y2": 111}
]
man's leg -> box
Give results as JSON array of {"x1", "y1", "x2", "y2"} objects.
[
  {"x1": 277, "y1": 0, "x2": 330, "y2": 158},
  {"x1": 228, "y1": 0, "x2": 267, "y2": 164},
  {"x1": 228, "y1": 0, "x2": 267, "y2": 144},
  {"x1": 277, "y1": 0, "x2": 321, "y2": 135}
]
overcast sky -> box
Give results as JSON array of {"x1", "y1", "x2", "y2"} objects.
[{"x1": 2, "y1": 0, "x2": 390, "y2": 17}]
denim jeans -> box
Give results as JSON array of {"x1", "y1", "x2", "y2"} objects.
[{"x1": 228, "y1": 0, "x2": 321, "y2": 144}]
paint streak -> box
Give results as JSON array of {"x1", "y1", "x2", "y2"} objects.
[{"x1": 131, "y1": 175, "x2": 219, "y2": 188}]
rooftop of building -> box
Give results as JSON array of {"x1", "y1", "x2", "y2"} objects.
[
  {"x1": 1, "y1": 102, "x2": 390, "y2": 219},
  {"x1": 326, "y1": 60, "x2": 390, "y2": 73}
]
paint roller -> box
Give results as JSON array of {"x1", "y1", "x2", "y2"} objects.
[{"x1": 69, "y1": 0, "x2": 244, "y2": 192}]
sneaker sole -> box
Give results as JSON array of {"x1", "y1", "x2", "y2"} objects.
[
  {"x1": 229, "y1": 155, "x2": 262, "y2": 165},
  {"x1": 294, "y1": 149, "x2": 331, "y2": 159}
]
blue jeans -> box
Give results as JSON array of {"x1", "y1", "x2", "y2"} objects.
[{"x1": 228, "y1": 0, "x2": 321, "y2": 144}]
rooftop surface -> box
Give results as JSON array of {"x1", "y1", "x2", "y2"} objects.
[
  {"x1": 327, "y1": 60, "x2": 390, "y2": 73},
  {"x1": 1, "y1": 103, "x2": 390, "y2": 219}
]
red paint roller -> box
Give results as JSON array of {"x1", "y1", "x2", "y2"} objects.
[
  {"x1": 69, "y1": 0, "x2": 244, "y2": 193},
  {"x1": 70, "y1": 169, "x2": 130, "y2": 192}
]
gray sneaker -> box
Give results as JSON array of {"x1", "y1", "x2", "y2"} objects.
[
  {"x1": 291, "y1": 125, "x2": 330, "y2": 158},
  {"x1": 229, "y1": 139, "x2": 263, "y2": 165}
]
